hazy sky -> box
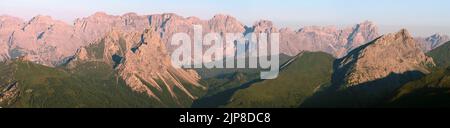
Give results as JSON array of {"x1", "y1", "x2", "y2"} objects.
[{"x1": 1, "y1": 0, "x2": 449, "y2": 36}]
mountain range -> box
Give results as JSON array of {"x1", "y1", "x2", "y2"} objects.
[
  {"x1": 1, "y1": 12, "x2": 447, "y2": 66},
  {"x1": 0, "y1": 12, "x2": 449, "y2": 108},
  {"x1": 221, "y1": 30, "x2": 450, "y2": 108}
]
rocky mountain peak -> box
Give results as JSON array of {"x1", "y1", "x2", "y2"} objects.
[
  {"x1": 68, "y1": 28, "x2": 205, "y2": 102},
  {"x1": 357, "y1": 20, "x2": 376, "y2": 28},
  {"x1": 345, "y1": 21, "x2": 379, "y2": 51},
  {"x1": 208, "y1": 14, "x2": 244, "y2": 33},
  {"x1": 415, "y1": 33, "x2": 450, "y2": 52},
  {"x1": 426, "y1": 33, "x2": 449, "y2": 45},
  {"x1": 212, "y1": 14, "x2": 235, "y2": 20},
  {"x1": 92, "y1": 12, "x2": 110, "y2": 17},
  {"x1": 428, "y1": 33, "x2": 449, "y2": 39},
  {"x1": 0, "y1": 16, "x2": 23, "y2": 61},
  {"x1": 377, "y1": 29, "x2": 412, "y2": 45},
  {"x1": 255, "y1": 20, "x2": 274, "y2": 26},
  {"x1": 355, "y1": 21, "x2": 378, "y2": 36},
  {"x1": 212, "y1": 14, "x2": 240, "y2": 23},
  {"x1": 336, "y1": 29, "x2": 435, "y2": 87},
  {"x1": 252, "y1": 20, "x2": 277, "y2": 33},
  {"x1": 279, "y1": 21, "x2": 380, "y2": 57},
  {"x1": 396, "y1": 29, "x2": 411, "y2": 39},
  {"x1": 23, "y1": 15, "x2": 55, "y2": 31}
]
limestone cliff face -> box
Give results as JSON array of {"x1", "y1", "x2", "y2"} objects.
[
  {"x1": 69, "y1": 29, "x2": 204, "y2": 102},
  {"x1": 0, "y1": 12, "x2": 382, "y2": 66},
  {"x1": 0, "y1": 15, "x2": 23, "y2": 61},
  {"x1": 335, "y1": 29, "x2": 435, "y2": 87},
  {"x1": 0, "y1": 15, "x2": 84, "y2": 66},
  {"x1": 0, "y1": 12, "x2": 151, "y2": 66},
  {"x1": 73, "y1": 12, "x2": 150, "y2": 44},
  {"x1": 16, "y1": 15, "x2": 85, "y2": 66},
  {"x1": 0, "y1": 13, "x2": 247, "y2": 66},
  {"x1": 279, "y1": 21, "x2": 379, "y2": 57},
  {"x1": 71, "y1": 13, "x2": 380, "y2": 59},
  {"x1": 147, "y1": 13, "x2": 246, "y2": 55}
]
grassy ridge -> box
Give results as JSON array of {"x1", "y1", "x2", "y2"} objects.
[
  {"x1": 427, "y1": 41, "x2": 450, "y2": 68},
  {"x1": 387, "y1": 67, "x2": 450, "y2": 107},
  {"x1": 0, "y1": 60, "x2": 160, "y2": 108},
  {"x1": 224, "y1": 52, "x2": 335, "y2": 108},
  {"x1": 192, "y1": 54, "x2": 293, "y2": 107}
]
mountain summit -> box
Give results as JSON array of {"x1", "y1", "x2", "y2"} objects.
[
  {"x1": 416, "y1": 33, "x2": 450, "y2": 52},
  {"x1": 67, "y1": 28, "x2": 205, "y2": 105},
  {"x1": 335, "y1": 29, "x2": 435, "y2": 87},
  {"x1": 279, "y1": 21, "x2": 379, "y2": 57}
]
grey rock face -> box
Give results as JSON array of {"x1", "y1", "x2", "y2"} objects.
[
  {"x1": 415, "y1": 33, "x2": 450, "y2": 52},
  {"x1": 279, "y1": 21, "x2": 379, "y2": 57}
]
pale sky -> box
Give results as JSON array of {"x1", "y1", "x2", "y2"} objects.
[{"x1": 1, "y1": 0, "x2": 449, "y2": 36}]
